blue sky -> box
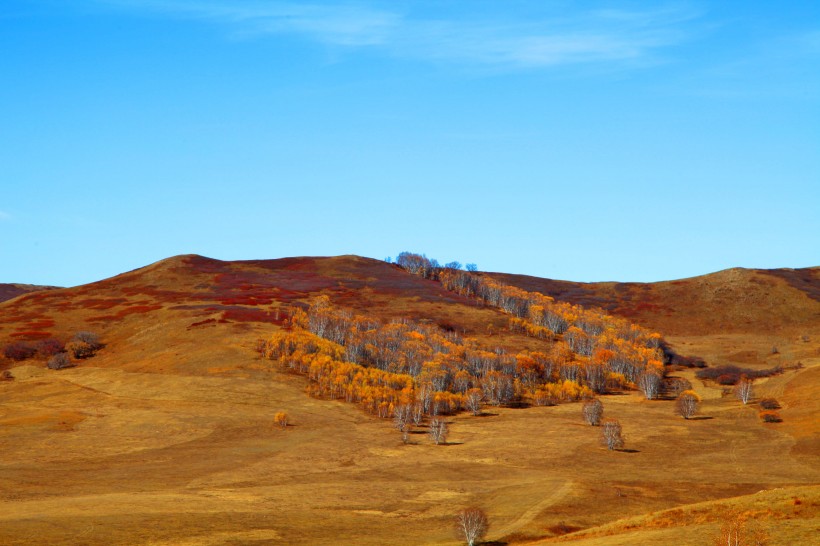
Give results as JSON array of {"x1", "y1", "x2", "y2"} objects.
[{"x1": 2, "y1": 1, "x2": 818, "y2": 286}]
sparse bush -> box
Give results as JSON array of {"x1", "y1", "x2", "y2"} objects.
[
  {"x1": 72, "y1": 331, "x2": 102, "y2": 349},
  {"x1": 47, "y1": 352, "x2": 74, "y2": 370},
  {"x1": 1, "y1": 370, "x2": 13, "y2": 381},
  {"x1": 759, "y1": 410, "x2": 781, "y2": 423},
  {"x1": 676, "y1": 390, "x2": 701, "y2": 419},
  {"x1": 4, "y1": 342, "x2": 37, "y2": 361},
  {"x1": 665, "y1": 376, "x2": 692, "y2": 397},
  {"x1": 455, "y1": 507, "x2": 489, "y2": 546},
  {"x1": 273, "y1": 412, "x2": 289, "y2": 428},
  {"x1": 759, "y1": 398, "x2": 780, "y2": 410},
  {"x1": 601, "y1": 419, "x2": 624, "y2": 450},
  {"x1": 36, "y1": 338, "x2": 64, "y2": 358},
  {"x1": 66, "y1": 341, "x2": 96, "y2": 359},
  {"x1": 582, "y1": 398, "x2": 603, "y2": 426}
]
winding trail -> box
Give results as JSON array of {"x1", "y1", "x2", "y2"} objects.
[{"x1": 492, "y1": 480, "x2": 574, "y2": 540}]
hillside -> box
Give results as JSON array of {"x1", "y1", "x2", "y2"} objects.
[
  {"x1": 1, "y1": 255, "x2": 818, "y2": 545},
  {"x1": 0, "y1": 283, "x2": 59, "y2": 304},
  {"x1": 491, "y1": 267, "x2": 820, "y2": 369}
]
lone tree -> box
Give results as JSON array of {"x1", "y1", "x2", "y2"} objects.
[
  {"x1": 601, "y1": 419, "x2": 625, "y2": 450},
  {"x1": 429, "y1": 417, "x2": 448, "y2": 445},
  {"x1": 455, "y1": 507, "x2": 489, "y2": 546},
  {"x1": 273, "y1": 412, "x2": 288, "y2": 429},
  {"x1": 676, "y1": 390, "x2": 701, "y2": 419},
  {"x1": 734, "y1": 376, "x2": 754, "y2": 405},
  {"x1": 582, "y1": 398, "x2": 604, "y2": 426}
]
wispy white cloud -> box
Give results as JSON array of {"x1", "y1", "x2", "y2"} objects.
[{"x1": 95, "y1": 1, "x2": 700, "y2": 69}]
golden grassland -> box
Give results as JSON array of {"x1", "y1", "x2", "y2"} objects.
[{"x1": 0, "y1": 256, "x2": 817, "y2": 544}]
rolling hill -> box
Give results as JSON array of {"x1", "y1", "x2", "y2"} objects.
[{"x1": 0, "y1": 255, "x2": 817, "y2": 545}]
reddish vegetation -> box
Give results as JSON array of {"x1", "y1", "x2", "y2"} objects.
[
  {"x1": 189, "y1": 318, "x2": 217, "y2": 328},
  {"x1": 221, "y1": 308, "x2": 281, "y2": 323},
  {"x1": 77, "y1": 298, "x2": 128, "y2": 310},
  {"x1": 10, "y1": 331, "x2": 53, "y2": 340},
  {"x1": 24, "y1": 319, "x2": 55, "y2": 329}
]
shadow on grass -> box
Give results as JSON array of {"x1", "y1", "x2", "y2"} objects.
[
  {"x1": 688, "y1": 415, "x2": 714, "y2": 420},
  {"x1": 438, "y1": 441, "x2": 464, "y2": 446},
  {"x1": 617, "y1": 448, "x2": 640, "y2": 453},
  {"x1": 473, "y1": 412, "x2": 499, "y2": 417}
]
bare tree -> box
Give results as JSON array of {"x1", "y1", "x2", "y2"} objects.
[
  {"x1": 582, "y1": 398, "x2": 604, "y2": 426},
  {"x1": 676, "y1": 390, "x2": 701, "y2": 419},
  {"x1": 429, "y1": 417, "x2": 448, "y2": 445},
  {"x1": 412, "y1": 402, "x2": 424, "y2": 426},
  {"x1": 455, "y1": 507, "x2": 489, "y2": 546},
  {"x1": 466, "y1": 263, "x2": 478, "y2": 272},
  {"x1": 601, "y1": 419, "x2": 624, "y2": 450},
  {"x1": 638, "y1": 371, "x2": 662, "y2": 400},
  {"x1": 393, "y1": 403, "x2": 412, "y2": 431},
  {"x1": 734, "y1": 376, "x2": 754, "y2": 405},
  {"x1": 465, "y1": 388, "x2": 483, "y2": 416}
]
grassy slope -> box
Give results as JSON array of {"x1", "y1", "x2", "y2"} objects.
[{"x1": 1, "y1": 256, "x2": 818, "y2": 544}]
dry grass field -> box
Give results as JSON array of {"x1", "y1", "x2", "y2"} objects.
[{"x1": 1, "y1": 256, "x2": 818, "y2": 545}]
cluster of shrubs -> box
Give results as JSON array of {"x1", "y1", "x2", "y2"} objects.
[
  {"x1": 3, "y1": 338, "x2": 63, "y2": 361},
  {"x1": 695, "y1": 364, "x2": 782, "y2": 385},
  {"x1": 2, "y1": 332, "x2": 103, "y2": 370},
  {"x1": 759, "y1": 397, "x2": 782, "y2": 422}
]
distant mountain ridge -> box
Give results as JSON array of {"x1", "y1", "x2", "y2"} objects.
[{"x1": 0, "y1": 283, "x2": 60, "y2": 304}]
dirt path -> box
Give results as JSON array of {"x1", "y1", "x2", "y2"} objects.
[{"x1": 492, "y1": 480, "x2": 574, "y2": 540}]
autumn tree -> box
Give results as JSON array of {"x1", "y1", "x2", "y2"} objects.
[
  {"x1": 601, "y1": 419, "x2": 625, "y2": 450},
  {"x1": 429, "y1": 417, "x2": 448, "y2": 445},
  {"x1": 455, "y1": 507, "x2": 489, "y2": 546},
  {"x1": 676, "y1": 390, "x2": 701, "y2": 419},
  {"x1": 734, "y1": 376, "x2": 754, "y2": 405},
  {"x1": 582, "y1": 398, "x2": 604, "y2": 426},
  {"x1": 274, "y1": 412, "x2": 289, "y2": 429},
  {"x1": 66, "y1": 331, "x2": 102, "y2": 359},
  {"x1": 465, "y1": 388, "x2": 483, "y2": 416}
]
